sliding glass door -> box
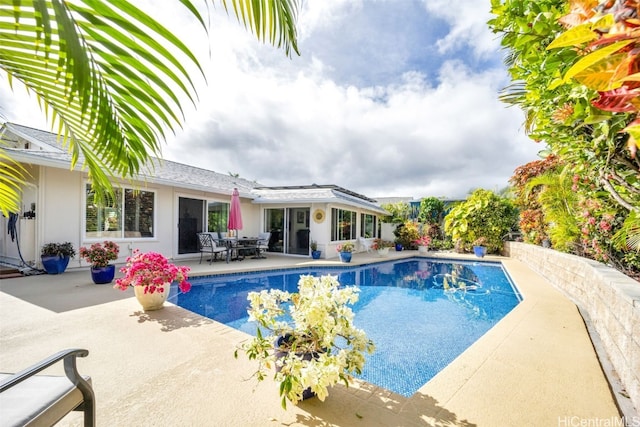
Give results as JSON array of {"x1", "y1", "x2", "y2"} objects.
[
  {"x1": 178, "y1": 197, "x2": 205, "y2": 254},
  {"x1": 264, "y1": 208, "x2": 310, "y2": 255}
]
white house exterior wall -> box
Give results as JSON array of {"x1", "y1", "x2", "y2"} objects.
[
  {"x1": 39, "y1": 166, "x2": 83, "y2": 268},
  {"x1": 15, "y1": 165, "x2": 263, "y2": 269}
]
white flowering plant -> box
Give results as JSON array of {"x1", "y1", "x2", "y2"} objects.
[{"x1": 235, "y1": 274, "x2": 375, "y2": 408}]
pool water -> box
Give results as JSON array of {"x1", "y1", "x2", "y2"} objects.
[{"x1": 171, "y1": 258, "x2": 521, "y2": 397}]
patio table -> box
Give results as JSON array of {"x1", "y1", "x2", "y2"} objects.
[{"x1": 221, "y1": 238, "x2": 259, "y2": 261}]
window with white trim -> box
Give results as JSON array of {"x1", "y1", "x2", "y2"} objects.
[
  {"x1": 85, "y1": 185, "x2": 155, "y2": 238},
  {"x1": 360, "y1": 213, "x2": 377, "y2": 238},
  {"x1": 331, "y1": 208, "x2": 356, "y2": 241}
]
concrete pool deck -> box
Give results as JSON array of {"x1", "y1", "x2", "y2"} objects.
[{"x1": 0, "y1": 252, "x2": 623, "y2": 426}]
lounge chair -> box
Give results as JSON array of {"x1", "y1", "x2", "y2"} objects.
[
  {"x1": 0, "y1": 348, "x2": 95, "y2": 427},
  {"x1": 197, "y1": 233, "x2": 230, "y2": 264}
]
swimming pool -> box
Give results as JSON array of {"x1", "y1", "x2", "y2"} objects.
[{"x1": 171, "y1": 258, "x2": 521, "y2": 396}]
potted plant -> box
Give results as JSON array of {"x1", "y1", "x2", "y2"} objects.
[
  {"x1": 336, "y1": 241, "x2": 355, "y2": 263},
  {"x1": 40, "y1": 242, "x2": 76, "y2": 274},
  {"x1": 310, "y1": 240, "x2": 322, "y2": 259},
  {"x1": 236, "y1": 274, "x2": 375, "y2": 408},
  {"x1": 114, "y1": 250, "x2": 191, "y2": 311},
  {"x1": 79, "y1": 241, "x2": 120, "y2": 284},
  {"x1": 394, "y1": 220, "x2": 420, "y2": 250},
  {"x1": 472, "y1": 237, "x2": 488, "y2": 258},
  {"x1": 414, "y1": 235, "x2": 431, "y2": 255},
  {"x1": 372, "y1": 239, "x2": 393, "y2": 257}
]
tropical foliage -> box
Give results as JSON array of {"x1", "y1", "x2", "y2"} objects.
[
  {"x1": 418, "y1": 197, "x2": 445, "y2": 225},
  {"x1": 41, "y1": 242, "x2": 76, "y2": 258},
  {"x1": 393, "y1": 220, "x2": 421, "y2": 249},
  {"x1": 0, "y1": 0, "x2": 300, "y2": 215},
  {"x1": 490, "y1": 0, "x2": 640, "y2": 279},
  {"x1": 444, "y1": 189, "x2": 519, "y2": 254},
  {"x1": 526, "y1": 171, "x2": 581, "y2": 251},
  {"x1": 380, "y1": 201, "x2": 411, "y2": 223},
  {"x1": 510, "y1": 155, "x2": 561, "y2": 245}
]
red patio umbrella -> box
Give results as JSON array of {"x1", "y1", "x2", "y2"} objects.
[{"x1": 228, "y1": 188, "x2": 243, "y2": 238}]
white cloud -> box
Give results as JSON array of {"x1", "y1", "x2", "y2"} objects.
[{"x1": 2, "y1": 0, "x2": 541, "y2": 201}]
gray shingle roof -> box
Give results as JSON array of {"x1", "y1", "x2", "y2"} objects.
[{"x1": 3, "y1": 123, "x2": 387, "y2": 212}]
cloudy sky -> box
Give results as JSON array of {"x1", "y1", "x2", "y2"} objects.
[{"x1": 1, "y1": 0, "x2": 544, "y2": 200}]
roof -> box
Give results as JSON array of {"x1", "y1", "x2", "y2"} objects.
[
  {"x1": 2, "y1": 122, "x2": 387, "y2": 213},
  {"x1": 252, "y1": 185, "x2": 388, "y2": 214},
  {"x1": 1, "y1": 123, "x2": 258, "y2": 196}
]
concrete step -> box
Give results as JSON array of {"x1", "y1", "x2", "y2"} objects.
[{"x1": 0, "y1": 267, "x2": 22, "y2": 279}]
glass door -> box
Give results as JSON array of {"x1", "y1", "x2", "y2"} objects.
[
  {"x1": 264, "y1": 208, "x2": 310, "y2": 255},
  {"x1": 178, "y1": 197, "x2": 205, "y2": 254},
  {"x1": 287, "y1": 208, "x2": 310, "y2": 255},
  {"x1": 264, "y1": 208, "x2": 284, "y2": 253}
]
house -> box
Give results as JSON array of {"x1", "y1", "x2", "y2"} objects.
[{"x1": 0, "y1": 123, "x2": 388, "y2": 270}]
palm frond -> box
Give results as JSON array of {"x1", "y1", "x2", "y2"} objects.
[
  {"x1": 0, "y1": 0, "x2": 300, "y2": 212},
  {"x1": 222, "y1": 0, "x2": 299, "y2": 56},
  {"x1": 612, "y1": 210, "x2": 640, "y2": 251},
  {"x1": 0, "y1": 0, "x2": 208, "y2": 204},
  {"x1": 0, "y1": 147, "x2": 28, "y2": 216}
]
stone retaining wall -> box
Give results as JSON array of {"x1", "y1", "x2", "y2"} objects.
[{"x1": 505, "y1": 242, "x2": 639, "y2": 414}]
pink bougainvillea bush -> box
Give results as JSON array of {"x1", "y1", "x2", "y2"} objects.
[{"x1": 114, "y1": 250, "x2": 191, "y2": 294}]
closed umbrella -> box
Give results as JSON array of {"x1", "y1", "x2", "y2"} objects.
[{"x1": 228, "y1": 188, "x2": 243, "y2": 238}]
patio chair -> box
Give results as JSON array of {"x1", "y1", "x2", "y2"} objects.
[
  {"x1": 0, "y1": 348, "x2": 95, "y2": 427},
  {"x1": 197, "y1": 233, "x2": 229, "y2": 264},
  {"x1": 358, "y1": 236, "x2": 373, "y2": 253},
  {"x1": 255, "y1": 232, "x2": 271, "y2": 259}
]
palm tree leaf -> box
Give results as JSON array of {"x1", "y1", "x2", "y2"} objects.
[
  {"x1": 0, "y1": 147, "x2": 28, "y2": 216},
  {"x1": 0, "y1": 0, "x2": 300, "y2": 212}
]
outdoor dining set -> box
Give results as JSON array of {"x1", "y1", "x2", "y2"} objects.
[{"x1": 196, "y1": 232, "x2": 271, "y2": 265}]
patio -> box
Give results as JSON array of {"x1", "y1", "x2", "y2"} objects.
[{"x1": 0, "y1": 251, "x2": 621, "y2": 426}]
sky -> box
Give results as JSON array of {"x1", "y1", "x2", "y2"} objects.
[{"x1": 0, "y1": 0, "x2": 544, "y2": 200}]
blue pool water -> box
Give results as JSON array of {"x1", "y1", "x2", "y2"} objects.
[{"x1": 171, "y1": 258, "x2": 521, "y2": 397}]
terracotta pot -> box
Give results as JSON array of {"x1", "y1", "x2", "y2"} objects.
[{"x1": 134, "y1": 283, "x2": 170, "y2": 311}]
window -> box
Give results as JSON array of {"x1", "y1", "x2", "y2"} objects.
[
  {"x1": 360, "y1": 213, "x2": 377, "y2": 238},
  {"x1": 85, "y1": 185, "x2": 155, "y2": 238},
  {"x1": 331, "y1": 208, "x2": 356, "y2": 241},
  {"x1": 207, "y1": 201, "x2": 229, "y2": 233}
]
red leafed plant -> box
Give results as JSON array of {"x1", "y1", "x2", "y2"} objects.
[{"x1": 547, "y1": 0, "x2": 640, "y2": 156}]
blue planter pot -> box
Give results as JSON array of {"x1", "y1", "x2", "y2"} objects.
[
  {"x1": 91, "y1": 264, "x2": 116, "y2": 284},
  {"x1": 311, "y1": 250, "x2": 322, "y2": 260},
  {"x1": 473, "y1": 246, "x2": 487, "y2": 258},
  {"x1": 339, "y1": 252, "x2": 352, "y2": 263},
  {"x1": 41, "y1": 255, "x2": 70, "y2": 274},
  {"x1": 395, "y1": 243, "x2": 403, "y2": 251}
]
